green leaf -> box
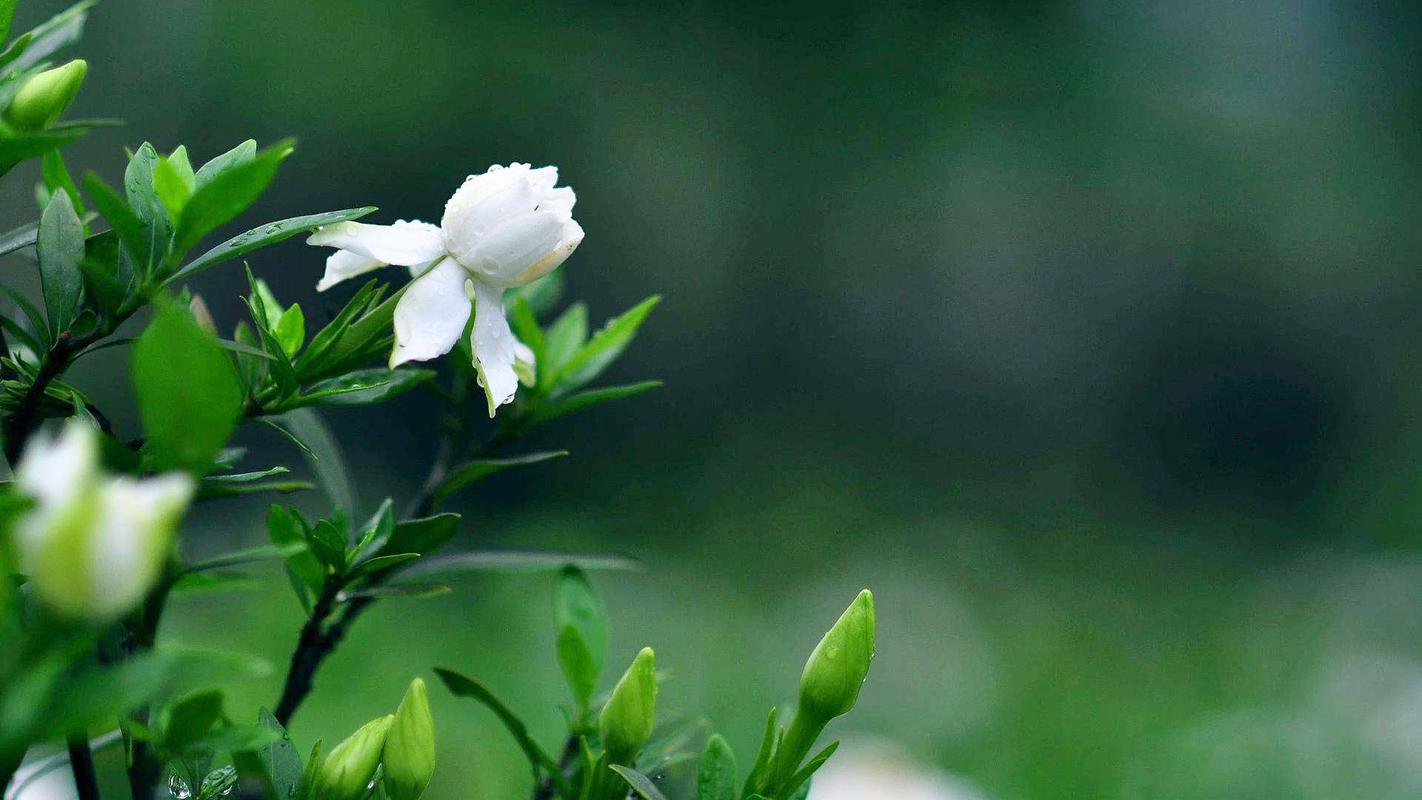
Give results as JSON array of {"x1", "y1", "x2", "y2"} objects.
[
  {"x1": 133, "y1": 302, "x2": 243, "y2": 473},
  {"x1": 35, "y1": 189, "x2": 84, "y2": 336},
  {"x1": 193, "y1": 139, "x2": 255, "y2": 190},
  {"x1": 0, "y1": 129, "x2": 84, "y2": 177},
  {"x1": 528, "y1": 381, "x2": 662, "y2": 427},
  {"x1": 698, "y1": 735, "x2": 738, "y2": 800},
  {"x1": 170, "y1": 140, "x2": 293, "y2": 260},
  {"x1": 77, "y1": 230, "x2": 127, "y2": 316},
  {"x1": 198, "y1": 467, "x2": 312, "y2": 499},
  {"x1": 8, "y1": 0, "x2": 93, "y2": 72},
  {"x1": 0, "y1": 0, "x2": 18, "y2": 42},
  {"x1": 433, "y1": 451, "x2": 568, "y2": 503},
  {"x1": 406, "y1": 550, "x2": 638, "y2": 577},
  {"x1": 306, "y1": 520, "x2": 347, "y2": 571},
  {"x1": 538, "y1": 303, "x2": 587, "y2": 392},
  {"x1": 292, "y1": 279, "x2": 384, "y2": 380},
  {"x1": 268, "y1": 505, "x2": 322, "y2": 600},
  {"x1": 349, "y1": 553, "x2": 420, "y2": 579},
  {"x1": 609, "y1": 765, "x2": 671, "y2": 800},
  {"x1": 556, "y1": 567, "x2": 606, "y2": 710},
  {"x1": 504, "y1": 270, "x2": 564, "y2": 318},
  {"x1": 163, "y1": 689, "x2": 224, "y2": 749},
  {"x1": 249, "y1": 708, "x2": 303, "y2": 800},
  {"x1": 166, "y1": 206, "x2": 376, "y2": 286},
  {"x1": 184, "y1": 542, "x2": 306, "y2": 574},
  {"x1": 349, "y1": 497, "x2": 395, "y2": 565},
  {"x1": 170, "y1": 571, "x2": 260, "y2": 596},
  {"x1": 153, "y1": 145, "x2": 196, "y2": 222},
  {"x1": 742, "y1": 706, "x2": 780, "y2": 798},
  {"x1": 0, "y1": 221, "x2": 38, "y2": 257},
  {"x1": 83, "y1": 172, "x2": 154, "y2": 272},
  {"x1": 275, "y1": 409, "x2": 357, "y2": 515},
  {"x1": 273, "y1": 303, "x2": 305, "y2": 359},
  {"x1": 294, "y1": 367, "x2": 434, "y2": 409},
  {"x1": 342, "y1": 582, "x2": 450, "y2": 600},
  {"x1": 779, "y1": 741, "x2": 838, "y2": 800},
  {"x1": 124, "y1": 143, "x2": 172, "y2": 277},
  {"x1": 376, "y1": 513, "x2": 460, "y2": 561},
  {"x1": 41, "y1": 149, "x2": 84, "y2": 215},
  {"x1": 555, "y1": 296, "x2": 660, "y2": 390},
  {"x1": 433, "y1": 668, "x2": 566, "y2": 791}
]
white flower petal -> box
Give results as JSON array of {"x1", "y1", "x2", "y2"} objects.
[
  {"x1": 470, "y1": 280, "x2": 522, "y2": 417},
  {"x1": 84, "y1": 474, "x2": 193, "y2": 618},
  {"x1": 317, "y1": 249, "x2": 386, "y2": 292},
  {"x1": 14, "y1": 421, "x2": 98, "y2": 511},
  {"x1": 308, "y1": 219, "x2": 444, "y2": 267},
  {"x1": 460, "y1": 210, "x2": 579, "y2": 287},
  {"x1": 389, "y1": 259, "x2": 472, "y2": 368}
]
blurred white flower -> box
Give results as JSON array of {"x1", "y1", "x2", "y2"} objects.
[
  {"x1": 808, "y1": 740, "x2": 986, "y2": 800},
  {"x1": 12, "y1": 421, "x2": 193, "y2": 621},
  {"x1": 308, "y1": 163, "x2": 584, "y2": 416}
]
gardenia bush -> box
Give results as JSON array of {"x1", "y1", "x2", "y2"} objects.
[{"x1": 0, "y1": 5, "x2": 875, "y2": 800}]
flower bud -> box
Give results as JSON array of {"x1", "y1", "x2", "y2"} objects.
[
  {"x1": 797, "y1": 590, "x2": 876, "y2": 724},
  {"x1": 598, "y1": 647, "x2": 657, "y2": 764},
  {"x1": 440, "y1": 163, "x2": 584, "y2": 289},
  {"x1": 4, "y1": 60, "x2": 87, "y2": 131},
  {"x1": 13, "y1": 422, "x2": 193, "y2": 621},
  {"x1": 313, "y1": 715, "x2": 393, "y2": 800},
  {"x1": 383, "y1": 678, "x2": 435, "y2": 800}
]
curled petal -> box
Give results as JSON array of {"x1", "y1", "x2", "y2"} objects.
[
  {"x1": 317, "y1": 249, "x2": 386, "y2": 292},
  {"x1": 308, "y1": 219, "x2": 444, "y2": 268},
  {"x1": 470, "y1": 280, "x2": 522, "y2": 417},
  {"x1": 390, "y1": 259, "x2": 472, "y2": 368}
]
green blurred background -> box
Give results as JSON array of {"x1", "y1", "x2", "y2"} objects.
[{"x1": 8, "y1": 1, "x2": 1422, "y2": 798}]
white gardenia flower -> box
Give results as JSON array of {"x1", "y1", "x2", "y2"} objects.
[
  {"x1": 308, "y1": 163, "x2": 584, "y2": 416},
  {"x1": 12, "y1": 421, "x2": 194, "y2": 621}
]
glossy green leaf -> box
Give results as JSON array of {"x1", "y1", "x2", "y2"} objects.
[
  {"x1": 35, "y1": 189, "x2": 83, "y2": 336},
  {"x1": 0, "y1": 221, "x2": 37, "y2": 257},
  {"x1": 274, "y1": 303, "x2": 305, "y2": 358},
  {"x1": 41, "y1": 149, "x2": 84, "y2": 215},
  {"x1": 555, "y1": 296, "x2": 660, "y2": 391},
  {"x1": 528, "y1": 381, "x2": 661, "y2": 427},
  {"x1": 8, "y1": 0, "x2": 93, "y2": 72},
  {"x1": 163, "y1": 688, "x2": 224, "y2": 749},
  {"x1": 133, "y1": 302, "x2": 243, "y2": 473},
  {"x1": 268, "y1": 505, "x2": 323, "y2": 598},
  {"x1": 609, "y1": 765, "x2": 671, "y2": 800},
  {"x1": 170, "y1": 140, "x2": 293, "y2": 260},
  {"x1": 698, "y1": 735, "x2": 738, "y2": 800},
  {"x1": 556, "y1": 567, "x2": 607, "y2": 710},
  {"x1": 295, "y1": 367, "x2": 434, "y2": 408},
  {"x1": 538, "y1": 303, "x2": 587, "y2": 392},
  {"x1": 153, "y1": 145, "x2": 196, "y2": 221},
  {"x1": 376, "y1": 513, "x2": 460, "y2": 562},
  {"x1": 124, "y1": 143, "x2": 171, "y2": 276},
  {"x1": 406, "y1": 549, "x2": 638, "y2": 577},
  {"x1": 433, "y1": 451, "x2": 568, "y2": 503},
  {"x1": 275, "y1": 408, "x2": 356, "y2": 515},
  {"x1": 249, "y1": 708, "x2": 303, "y2": 800},
  {"x1": 306, "y1": 520, "x2": 347, "y2": 571},
  {"x1": 83, "y1": 172, "x2": 153, "y2": 271},
  {"x1": 433, "y1": 668, "x2": 566, "y2": 789},
  {"x1": 193, "y1": 139, "x2": 255, "y2": 190},
  {"x1": 166, "y1": 206, "x2": 376, "y2": 285}
]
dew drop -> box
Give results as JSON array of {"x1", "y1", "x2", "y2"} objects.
[{"x1": 168, "y1": 775, "x2": 192, "y2": 800}]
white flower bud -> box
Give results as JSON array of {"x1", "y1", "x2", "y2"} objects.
[{"x1": 12, "y1": 422, "x2": 193, "y2": 620}]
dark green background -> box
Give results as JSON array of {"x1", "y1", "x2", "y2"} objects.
[{"x1": 6, "y1": 1, "x2": 1422, "y2": 797}]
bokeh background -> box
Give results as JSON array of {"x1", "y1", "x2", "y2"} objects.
[{"x1": 6, "y1": 1, "x2": 1422, "y2": 798}]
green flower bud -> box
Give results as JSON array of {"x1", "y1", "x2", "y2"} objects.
[
  {"x1": 313, "y1": 715, "x2": 393, "y2": 800},
  {"x1": 4, "y1": 60, "x2": 87, "y2": 131},
  {"x1": 383, "y1": 678, "x2": 435, "y2": 800},
  {"x1": 598, "y1": 647, "x2": 657, "y2": 764},
  {"x1": 797, "y1": 589, "x2": 876, "y2": 723}
]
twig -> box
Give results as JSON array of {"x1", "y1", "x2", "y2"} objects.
[{"x1": 65, "y1": 735, "x2": 100, "y2": 800}]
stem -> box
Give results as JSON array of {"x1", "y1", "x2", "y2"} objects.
[
  {"x1": 762, "y1": 711, "x2": 825, "y2": 798},
  {"x1": 66, "y1": 734, "x2": 100, "y2": 800},
  {"x1": 530, "y1": 735, "x2": 580, "y2": 800},
  {"x1": 3, "y1": 339, "x2": 73, "y2": 463},
  {"x1": 124, "y1": 569, "x2": 175, "y2": 800}
]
